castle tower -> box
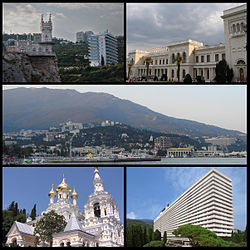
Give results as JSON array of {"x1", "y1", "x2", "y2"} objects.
[
  {"x1": 37, "y1": 13, "x2": 54, "y2": 55},
  {"x1": 83, "y1": 167, "x2": 124, "y2": 247},
  {"x1": 40, "y1": 13, "x2": 52, "y2": 42}
]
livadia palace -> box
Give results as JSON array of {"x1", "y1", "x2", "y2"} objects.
[{"x1": 127, "y1": 4, "x2": 247, "y2": 82}]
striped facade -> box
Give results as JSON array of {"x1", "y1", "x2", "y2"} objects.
[
  {"x1": 154, "y1": 168, "x2": 234, "y2": 238},
  {"x1": 88, "y1": 31, "x2": 118, "y2": 66}
]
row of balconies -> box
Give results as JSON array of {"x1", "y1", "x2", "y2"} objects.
[
  {"x1": 163, "y1": 172, "x2": 232, "y2": 214},
  {"x1": 164, "y1": 193, "x2": 233, "y2": 222}
]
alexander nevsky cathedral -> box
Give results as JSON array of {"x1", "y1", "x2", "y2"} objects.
[
  {"x1": 127, "y1": 4, "x2": 247, "y2": 82},
  {"x1": 6, "y1": 167, "x2": 124, "y2": 247}
]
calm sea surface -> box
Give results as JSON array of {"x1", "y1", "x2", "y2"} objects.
[{"x1": 46, "y1": 157, "x2": 247, "y2": 165}]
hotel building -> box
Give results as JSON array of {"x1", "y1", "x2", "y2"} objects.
[
  {"x1": 127, "y1": 4, "x2": 247, "y2": 82},
  {"x1": 88, "y1": 30, "x2": 118, "y2": 67},
  {"x1": 154, "y1": 168, "x2": 234, "y2": 238}
]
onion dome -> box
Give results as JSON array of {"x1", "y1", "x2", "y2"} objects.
[
  {"x1": 48, "y1": 184, "x2": 56, "y2": 197},
  {"x1": 56, "y1": 174, "x2": 72, "y2": 193},
  {"x1": 71, "y1": 185, "x2": 79, "y2": 199}
]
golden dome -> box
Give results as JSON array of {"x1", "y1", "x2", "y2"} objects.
[
  {"x1": 48, "y1": 184, "x2": 56, "y2": 197},
  {"x1": 71, "y1": 185, "x2": 79, "y2": 199},
  {"x1": 56, "y1": 174, "x2": 72, "y2": 193}
]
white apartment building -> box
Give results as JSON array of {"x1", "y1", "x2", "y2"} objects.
[
  {"x1": 127, "y1": 4, "x2": 247, "y2": 82},
  {"x1": 154, "y1": 168, "x2": 234, "y2": 238},
  {"x1": 88, "y1": 30, "x2": 118, "y2": 66}
]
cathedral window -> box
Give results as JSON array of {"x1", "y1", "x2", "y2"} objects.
[
  {"x1": 207, "y1": 55, "x2": 210, "y2": 63},
  {"x1": 94, "y1": 203, "x2": 101, "y2": 217},
  {"x1": 196, "y1": 56, "x2": 199, "y2": 63},
  {"x1": 215, "y1": 54, "x2": 219, "y2": 62},
  {"x1": 201, "y1": 56, "x2": 204, "y2": 63},
  {"x1": 236, "y1": 23, "x2": 240, "y2": 33}
]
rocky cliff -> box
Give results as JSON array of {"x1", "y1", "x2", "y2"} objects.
[{"x1": 2, "y1": 52, "x2": 61, "y2": 82}]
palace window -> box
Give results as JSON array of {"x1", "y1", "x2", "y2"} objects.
[
  {"x1": 183, "y1": 52, "x2": 186, "y2": 63},
  {"x1": 207, "y1": 69, "x2": 209, "y2": 79},
  {"x1": 207, "y1": 55, "x2": 210, "y2": 62},
  {"x1": 222, "y1": 53, "x2": 226, "y2": 60},
  {"x1": 166, "y1": 59, "x2": 168, "y2": 64},
  {"x1": 171, "y1": 69, "x2": 174, "y2": 78},
  {"x1": 159, "y1": 60, "x2": 161, "y2": 65},
  {"x1": 196, "y1": 56, "x2": 199, "y2": 63},
  {"x1": 162, "y1": 59, "x2": 165, "y2": 65},
  {"x1": 232, "y1": 24, "x2": 236, "y2": 33},
  {"x1": 172, "y1": 54, "x2": 175, "y2": 63},
  {"x1": 215, "y1": 54, "x2": 219, "y2": 62},
  {"x1": 201, "y1": 56, "x2": 204, "y2": 63},
  {"x1": 155, "y1": 60, "x2": 157, "y2": 65}
]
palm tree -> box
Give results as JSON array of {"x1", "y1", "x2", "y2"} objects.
[
  {"x1": 174, "y1": 54, "x2": 184, "y2": 82},
  {"x1": 144, "y1": 57, "x2": 153, "y2": 78},
  {"x1": 127, "y1": 63, "x2": 133, "y2": 80}
]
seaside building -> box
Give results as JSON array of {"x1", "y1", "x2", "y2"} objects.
[
  {"x1": 88, "y1": 30, "x2": 118, "y2": 66},
  {"x1": 127, "y1": 4, "x2": 247, "y2": 82},
  {"x1": 154, "y1": 168, "x2": 234, "y2": 238},
  {"x1": 6, "y1": 167, "x2": 124, "y2": 247},
  {"x1": 154, "y1": 136, "x2": 172, "y2": 150},
  {"x1": 6, "y1": 14, "x2": 55, "y2": 56},
  {"x1": 76, "y1": 31, "x2": 94, "y2": 43}
]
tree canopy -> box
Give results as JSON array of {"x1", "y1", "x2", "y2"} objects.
[
  {"x1": 34, "y1": 210, "x2": 66, "y2": 247},
  {"x1": 172, "y1": 224, "x2": 230, "y2": 247}
]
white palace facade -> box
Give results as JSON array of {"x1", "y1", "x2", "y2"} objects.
[
  {"x1": 154, "y1": 168, "x2": 234, "y2": 239},
  {"x1": 127, "y1": 4, "x2": 247, "y2": 82},
  {"x1": 6, "y1": 167, "x2": 124, "y2": 247}
]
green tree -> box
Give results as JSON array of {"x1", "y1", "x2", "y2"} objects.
[
  {"x1": 163, "y1": 231, "x2": 167, "y2": 245},
  {"x1": 30, "y1": 204, "x2": 37, "y2": 220},
  {"x1": 172, "y1": 224, "x2": 229, "y2": 247},
  {"x1": 34, "y1": 210, "x2": 66, "y2": 247},
  {"x1": 144, "y1": 57, "x2": 153, "y2": 78},
  {"x1": 214, "y1": 59, "x2": 234, "y2": 82},
  {"x1": 143, "y1": 241, "x2": 165, "y2": 247},
  {"x1": 173, "y1": 54, "x2": 184, "y2": 82},
  {"x1": 152, "y1": 229, "x2": 161, "y2": 241}
]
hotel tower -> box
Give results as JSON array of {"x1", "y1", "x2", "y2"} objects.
[
  {"x1": 88, "y1": 30, "x2": 118, "y2": 67},
  {"x1": 154, "y1": 168, "x2": 234, "y2": 238}
]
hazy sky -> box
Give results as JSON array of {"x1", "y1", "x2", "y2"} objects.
[
  {"x1": 3, "y1": 167, "x2": 124, "y2": 223},
  {"x1": 3, "y1": 85, "x2": 246, "y2": 133},
  {"x1": 3, "y1": 2, "x2": 124, "y2": 41},
  {"x1": 127, "y1": 2, "x2": 246, "y2": 53},
  {"x1": 127, "y1": 167, "x2": 247, "y2": 231}
]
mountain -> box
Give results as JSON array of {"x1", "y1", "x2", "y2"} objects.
[
  {"x1": 3, "y1": 87, "x2": 243, "y2": 137},
  {"x1": 127, "y1": 219, "x2": 153, "y2": 226}
]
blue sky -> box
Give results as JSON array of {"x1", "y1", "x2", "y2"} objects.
[
  {"x1": 127, "y1": 2, "x2": 246, "y2": 53},
  {"x1": 3, "y1": 85, "x2": 247, "y2": 133},
  {"x1": 3, "y1": 167, "x2": 124, "y2": 223},
  {"x1": 3, "y1": 3, "x2": 123, "y2": 41},
  {"x1": 127, "y1": 167, "x2": 247, "y2": 231}
]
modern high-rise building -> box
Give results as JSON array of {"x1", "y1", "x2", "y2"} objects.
[
  {"x1": 154, "y1": 168, "x2": 234, "y2": 238},
  {"x1": 88, "y1": 30, "x2": 118, "y2": 66}
]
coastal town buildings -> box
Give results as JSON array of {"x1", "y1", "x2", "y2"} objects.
[
  {"x1": 127, "y1": 4, "x2": 247, "y2": 82},
  {"x1": 154, "y1": 168, "x2": 234, "y2": 239},
  {"x1": 76, "y1": 31, "x2": 94, "y2": 43},
  {"x1": 88, "y1": 30, "x2": 118, "y2": 66},
  {"x1": 6, "y1": 168, "x2": 124, "y2": 247}
]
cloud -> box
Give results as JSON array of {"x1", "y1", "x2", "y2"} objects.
[
  {"x1": 127, "y1": 211, "x2": 136, "y2": 219},
  {"x1": 127, "y1": 3, "x2": 244, "y2": 53}
]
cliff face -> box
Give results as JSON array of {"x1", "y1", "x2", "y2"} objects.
[{"x1": 2, "y1": 52, "x2": 61, "y2": 82}]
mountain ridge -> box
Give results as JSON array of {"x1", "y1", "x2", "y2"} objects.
[{"x1": 3, "y1": 87, "x2": 243, "y2": 137}]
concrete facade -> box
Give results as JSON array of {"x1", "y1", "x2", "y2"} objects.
[
  {"x1": 127, "y1": 4, "x2": 247, "y2": 82},
  {"x1": 88, "y1": 30, "x2": 118, "y2": 66},
  {"x1": 154, "y1": 168, "x2": 234, "y2": 238}
]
